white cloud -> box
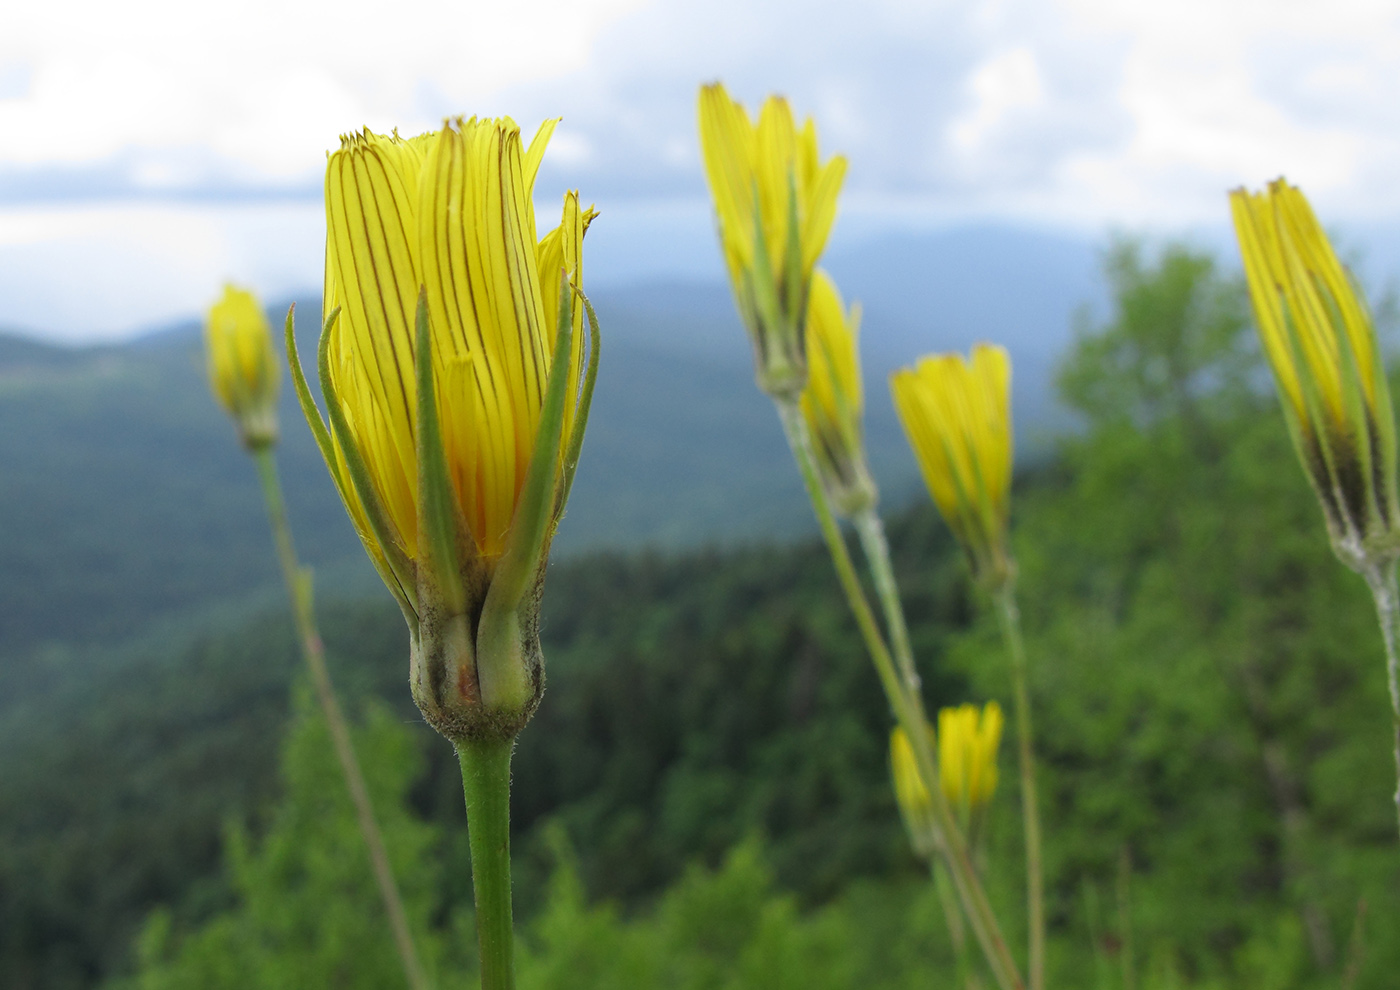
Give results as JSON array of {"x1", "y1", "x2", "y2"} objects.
[
  {"x1": 9, "y1": 0, "x2": 1398, "y2": 225},
  {"x1": 1048, "y1": 0, "x2": 1400, "y2": 219},
  {"x1": 0, "y1": 0, "x2": 646, "y2": 184},
  {"x1": 0, "y1": 203, "x2": 324, "y2": 340},
  {"x1": 6, "y1": 0, "x2": 1400, "y2": 337},
  {"x1": 948, "y1": 47, "x2": 1047, "y2": 157}
]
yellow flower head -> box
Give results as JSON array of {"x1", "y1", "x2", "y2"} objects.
[
  {"x1": 206, "y1": 284, "x2": 280, "y2": 449},
  {"x1": 1230, "y1": 179, "x2": 1400, "y2": 570},
  {"x1": 890, "y1": 724, "x2": 939, "y2": 861},
  {"x1": 938, "y1": 701, "x2": 1003, "y2": 823},
  {"x1": 891, "y1": 344, "x2": 1014, "y2": 589},
  {"x1": 801, "y1": 269, "x2": 875, "y2": 515},
  {"x1": 290, "y1": 116, "x2": 600, "y2": 741},
  {"x1": 698, "y1": 82, "x2": 847, "y2": 399}
]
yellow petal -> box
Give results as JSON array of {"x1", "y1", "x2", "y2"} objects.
[
  {"x1": 698, "y1": 83, "x2": 759, "y2": 282},
  {"x1": 892, "y1": 345, "x2": 1013, "y2": 582},
  {"x1": 206, "y1": 283, "x2": 278, "y2": 416},
  {"x1": 324, "y1": 128, "x2": 425, "y2": 556}
]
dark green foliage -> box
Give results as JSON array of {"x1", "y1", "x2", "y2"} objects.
[
  {"x1": 514, "y1": 835, "x2": 946, "y2": 990},
  {"x1": 117, "y1": 687, "x2": 455, "y2": 990},
  {"x1": 0, "y1": 518, "x2": 969, "y2": 989},
  {"x1": 508, "y1": 527, "x2": 970, "y2": 911},
  {"x1": 952, "y1": 239, "x2": 1400, "y2": 987}
]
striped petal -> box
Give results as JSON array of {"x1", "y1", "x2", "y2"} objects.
[{"x1": 324, "y1": 129, "x2": 425, "y2": 557}]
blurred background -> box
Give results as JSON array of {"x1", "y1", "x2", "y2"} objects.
[{"x1": 3, "y1": 1, "x2": 1400, "y2": 987}]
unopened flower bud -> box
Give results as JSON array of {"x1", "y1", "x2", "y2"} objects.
[
  {"x1": 206, "y1": 284, "x2": 279, "y2": 449},
  {"x1": 698, "y1": 82, "x2": 846, "y2": 401},
  {"x1": 891, "y1": 345, "x2": 1014, "y2": 591},
  {"x1": 801, "y1": 270, "x2": 877, "y2": 516},
  {"x1": 938, "y1": 701, "x2": 1003, "y2": 831},
  {"x1": 1231, "y1": 178, "x2": 1400, "y2": 572},
  {"x1": 890, "y1": 724, "x2": 940, "y2": 861}
]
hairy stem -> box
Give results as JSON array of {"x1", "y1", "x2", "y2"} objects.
[
  {"x1": 854, "y1": 507, "x2": 922, "y2": 703},
  {"x1": 775, "y1": 400, "x2": 1024, "y2": 990},
  {"x1": 993, "y1": 585, "x2": 1045, "y2": 990},
  {"x1": 253, "y1": 447, "x2": 429, "y2": 990},
  {"x1": 457, "y1": 737, "x2": 516, "y2": 990},
  {"x1": 1361, "y1": 560, "x2": 1400, "y2": 840}
]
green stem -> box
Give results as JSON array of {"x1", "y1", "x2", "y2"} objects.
[
  {"x1": 933, "y1": 861, "x2": 979, "y2": 990},
  {"x1": 992, "y1": 585, "x2": 1045, "y2": 990},
  {"x1": 857, "y1": 495, "x2": 987, "y2": 990},
  {"x1": 252, "y1": 447, "x2": 430, "y2": 990},
  {"x1": 1360, "y1": 560, "x2": 1400, "y2": 840},
  {"x1": 854, "y1": 507, "x2": 922, "y2": 704},
  {"x1": 775, "y1": 400, "x2": 1024, "y2": 990},
  {"x1": 457, "y1": 737, "x2": 517, "y2": 990}
]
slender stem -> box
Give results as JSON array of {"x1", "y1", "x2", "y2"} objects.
[
  {"x1": 457, "y1": 737, "x2": 516, "y2": 990},
  {"x1": 858, "y1": 496, "x2": 985, "y2": 990},
  {"x1": 1360, "y1": 560, "x2": 1400, "y2": 840},
  {"x1": 252, "y1": 447, "x2": 430, "y2": 990},
  {"x1": 993, "y1": 585, "x2": 1045, "y2": 990},
  {"x1": 775, "y1": 400, "x2": 1024, "y2": 990},
  {"x1": 854, "y1": 507, "x2": 922, "y2": 704},
  {"x1": 933, "y1": 861, "x2": 980, "y2": 990}
]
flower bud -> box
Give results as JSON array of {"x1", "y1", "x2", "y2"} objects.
[
  {"x1": 801, "y1": 270, "x2": 877, "y2": 515},
  {"x1": 206, "y1": 284, "x2": 280, "y2": 449},
  {"x1": 1231, "y1": 179, "x2": 1400, "y2": 571},
  {"x1": 290, "y1": 117, "x2": 599, "y2": 744},
  {"x1": 891, "y1": 345, "x2": 1014, "y2": 591},
  {"x1": 697, "y1": 82, "x2": 846, "y2": 401},
  {"x1": 938, "y1": 701, "x2": 1003, "y2": 830},
  {"x1": 890, "y1": 724, "x2": 940, "y2": 861}
]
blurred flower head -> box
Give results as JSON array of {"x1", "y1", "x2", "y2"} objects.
[
  {"x1": 938, "y1": 701, "x2": 1003, "y2": 828},
  {"x1": 801, "y1": 270, "x2": 876, "y2": 515},
  {"x1": 1230, "y1": 179, "x2": 1400, "y2": 571},
  {"x1": 890, "y1": 723, "x2": 940, "y2": 861},
  {"x1": 205, "y1": 284, "x2": 280, "y2": 449},
  {"x1": 697, "y1": 82, "x2": 847, "y2": 400},
  {"x1": 891, "y1": 344, "x2": 1014, "y2": 590},
  {"x1": 293, "y1": 116, "x2": 599, "y2": 741}
]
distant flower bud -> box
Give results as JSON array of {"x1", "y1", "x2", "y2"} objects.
[
  {"x1": 801, "y1": 270, "x2": 877, "y2": 515},
  {"x1": 698, "y1": 82, "x2": 847, "y2": 400},
  {"x1": 938, "y1": 701, "x2": 1003, "y2": 826},
  {"x1": 891, "y1": 345, "x2": 1014, "y2": 590},
  {"x1": 1230, "y1": 179, "x2": 1400, "y2": 572},
  {"x1": 890, "y1": 724, "x2": 940, "y2": 861},
  {"x1": 206, "y1": 284, "x2": 279, "y2": 449}
]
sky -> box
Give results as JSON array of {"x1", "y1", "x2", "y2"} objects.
[{"x1": 2, "y1": 0, "x2": 1400, "y2": 340}]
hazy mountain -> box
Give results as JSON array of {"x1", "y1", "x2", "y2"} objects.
[{"x1": 0, "y1": 226, "x2": 1100, "y2": 660}]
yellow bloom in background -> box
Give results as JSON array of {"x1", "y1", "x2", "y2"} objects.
[
  {"x1": 801, "y1": 269, "x2": 876, "y2": 515},
  {"x1": 1230, "y1": 179, "x2": 1400, "y2": 570},
  {"x1": 206, "y1": 284, "x2": 280, "y2": 449},
  {"x1": 890, "y1": 724, "x2": 940, "y2": 861},
  {"x1": 697, "y1": 82, "x2": 847, "y2": 399},
  {"x1": 290, "y1": 116, "x2": 599, "y2": 739},
  {"x1": 891, "y1": 345, "x2": 1014, "y2": 589},
  {"x1": 939, "y1": 701, "x2": 1004, "y2": 825}
]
